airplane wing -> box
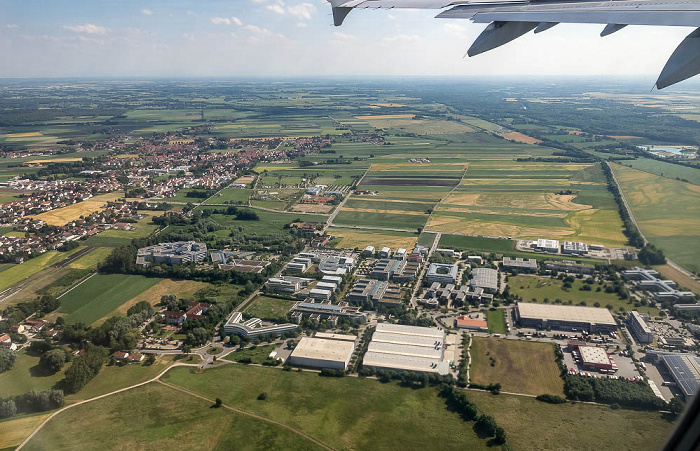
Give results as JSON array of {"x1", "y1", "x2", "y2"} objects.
[{"x1": 328, "y1": 0, "x2": 700, "y2": 89}]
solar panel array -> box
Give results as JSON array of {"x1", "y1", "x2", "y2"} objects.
[{"x1": 662, "y1": 354, "x2": 700, "y2": 397}]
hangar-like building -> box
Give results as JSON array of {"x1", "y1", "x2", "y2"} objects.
[
  {"x1": 288, "y1": 334, "x2": 357, "y2": 370},
  {"x1": 515, "y1": 302, "x2": 617, "y2": 333}
]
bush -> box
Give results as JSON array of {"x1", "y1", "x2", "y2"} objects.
[
  {"x1": 257, "y1": 392, "x2": 268, "y2": 401},
  {"x1": 319, "y1": 368, "x2": 345, "y2": 377},
  {"x1": 536, "y1": 394, "x2": 567, "y2": 404}
]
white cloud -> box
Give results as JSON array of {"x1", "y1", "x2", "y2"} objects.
[
  {"x1": 297, "y1": 22, "x2": 308, "y2": 28},
  {"x1": 210, "y1": 16, "x2": 243, "y2": 26},
  {"x1": 381, "y1": 34, "x2": 423, "y2": 45},
  {"x1": 443, "y1": 23, "x2": 469, "y2": 40},
  {"x1": 62, "y1": 24, "x2": 107, "y2": 34},
  {"x1": 266, "y1": 4, "x2": 286, "y2": 15},
  {"x1": 4, "y1": 24, "x2": 19, "y2": 29},
  {"x1": 141, "y1": 8, "x2": 153, "y2": 16},
  {"x1": 288, "y1": 3, "x2": 316, "y2": 21}
]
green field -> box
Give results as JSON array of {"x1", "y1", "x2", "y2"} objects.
[
  {"x1": 245, "y1": 295, "x2": 296, "y2": 322},
  {"x1": 438, "y1": 234, "x2": 515, "y2": 253},
  {"x1": 23, "y1": 383, "x2": 324, "y2": 451},
  {"x1": 0, "y1": 250, "x2": 82, "y2": 291},
  {"x1": 58, "y1": 274, "x2": 162, "y2": 325},
  {"x1": 162, "y1": 364, "x2": 492, "y2": 451},
  {"x1": 204, "y1": 188, "x2": 253, "y2": 205},
  {"x1": 486, "y1": 309, "x2": 507, "y2": 334},
  {"x1": 612, "y1": 163, "x2": 700, "y2": 273},
  {"x1": 468, "y1": 390, "x2": 673, "y2": 451},
  {"x1": 618, "y1": 157, "x2": 700, "y2": 185},
  {"x1": 470, "y1": 337, "x2": 564, "y2": 397},
  {"x1": 0, "y1": 349, "x2": 70, "y2": 398},
  {"x1": 508, "y1": 274, "x2": 659, "y2": 315},
  {"x1": 201, "y1": 208, "x2": 326, "y2": 236},
  {"x1": 333, "y1": 210, "x2": 427, "y2": 231},
  {"x1": 224, "y1": 345, "x2": 278, "y2": 364}
]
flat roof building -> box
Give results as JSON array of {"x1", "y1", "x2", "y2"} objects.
[
  {"x1": 536, "y1": 239, "x2": 560, "y2": 253},
  {"x1": 454, "y1": 316, "x2": 488, "y2": 331},
  {"x1": 545, "y1": 260, "x2": 595, "y2": 275},
  {"x1": 622, "y1": 267, "x2": 697, "y2": 303},
  {"x1": 502, "y1": 257, "x2": 537, "y2": 272},
  {"x1": 136, "y1": 241, "x2": 207, "y2": 266},
  {"x1": 627, "y1": 311, "x2": 654, "y2": 344},
  {"x1": 426, "y1": 263, "x2": 459, "y2": 284},
  {"x1": 288, "y1": 336, "x2": 356, "y2": 371},
  {"x1": 578, "y1": 345, "x2": 617, "y2": 371},
  {"x1": 471, "y1": 267, "x2": 498, "y2": 292},
  {"x1": 362, "y1": 323, "x2": 449, "y2": 375},
  {"x1": 223, "y1": 312, "x2": 298, "y2": 338},
  {"x1": 562, "y1": 241, "x2": 589, "y2": 255},
  {"x1": 516, "y1": 302, "x2": 617, "y2": 333},
  {"x1": 657, "y1": 353, "x2": 700, "y2": 401}
]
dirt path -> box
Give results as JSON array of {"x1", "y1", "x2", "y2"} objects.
[{"x1": 157, "y1": 380, "x2": 335, "y2": 451}]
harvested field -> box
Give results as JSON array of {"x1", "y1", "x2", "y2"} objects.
[
  {"x1": 31, "y1": 192, "x2": 122, "y2": 226},
  {"x1": 25, "y1": 157, "x2": 83, "y2": 163},
  {"x1": 0, "y1": 413, "x2": 53, "y2": 450},
  {"x1": 441, "y1": 192, "x2": 590, "y2": 211},
  {"x1": 470, "y1": 337, "x2": 564, "y2": 396},
  {"x1": 355, "y1": 114, "x2": 415, "y2": 120},
  {"x1": 501, "y1": 131, "x2": 542, "y2": 144},
  {"x1": 234, "y1": 175, "x2": 255, "y2": 184},
  {"x1": 360, "y1": 178, "x2": 459, "y2": 187},
  {"x1": 291, "y1": 204, "x2": 333, "y2": 213},
  {"x1": 5, "y1": 132, "x2": 43, "y2": 138},
  {"x1": 328, "y1": 227, "x2": 418, "y2": 250}
]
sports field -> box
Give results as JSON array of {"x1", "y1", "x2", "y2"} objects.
[
  {"x1": 328, "y1": 227, "x2": 419, "y2": 250},
  {"x1": 31, "y1": 192, "x2": 122, "y2": 226},
  {"x1": 470, "y1": 337, "x2": 564, "y2": 397},
  {"x1": 508, "y1": 274, "x2": 659, "y2": 315},
  {"x1": 612, "y1": 163, "x2": 700, "y2": 273},
  {"x1": 58, "y1": 274, "x2": 162, "y2": 325},
  {"x1": 468, "y1": 390, "x2": 673, "y2": 451}
]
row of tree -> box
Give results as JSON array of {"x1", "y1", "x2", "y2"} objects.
[
  {"x1": 439, "y1": 386, "x2": 507, "y2": 445},
  {"x1": 0, "y1": 389, "x2": 65, "y2": 419}
]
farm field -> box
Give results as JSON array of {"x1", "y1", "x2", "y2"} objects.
[
  {"x1": 616, "y1": 158, "x2": 700, "y2": 185},
  {"x1": 468, "y1": 390, "x2": 673, "y2": 451},
  {"x1": 201, "y1": 208, "x2": 326, "y2": 236},
  {"x1": 93, "y1": 278, "x2": 209, "y2": 326},
  {"x1": 486, "y1": 309, "x2": 507, "y2": 334},
  {"x1": 65, "y1": 246, "x2": 113, "y2": 270},
  {"x1": 161, "y1": 364, "x2": 492, "y2": 451},
  {"x1": 427, "y1": 162, "x2": 627, "y2": 246},
  {"x1": 508, "y1": 274, "x2": 659, "y2": 316},
  {"x1": 655, "y1": 264, "x2": 700, "y2": 295},
  {"x1": 85, "y1": 214, "x2": 159, "y2": 247},
  {"x1": 204, "y1": 188, "x2": 253, "y2": 205},
  {"x1": 333, "y1": 209, "x2": 427, "y2": 231},
  {"x1": 58, "y1": 274, "x2": 163, "y2": 325},
  {"x1": 244, "y1": 295, "x2": 297, "y2": 322},
  {"x1": 0, "y1": 250, "x2": 82, "y2": 292},
  {"x1": 23, "y1": 383, "x2": 324, "y2": 451},
  {"x1": 611, "y1": 163, "x2": 700, "y2": 273},
  {"x1": 328, "y1": 227, "x2": 419, "y2": 250},
  {"x1": 438, "y1": 234, "x2": 515, "y2": 253},
  {"x1": 30, "y1": 192, "x2": 123, "y2": 226},
  {"x1": 0, "y1": 349, "x2": 71, "y2": 398},
  {"x1": 0, "y1": 412, "x2": 53, "y2": 451},
  {"x1": 470, "y1": 337, "x2": 564, "y2": 397}
]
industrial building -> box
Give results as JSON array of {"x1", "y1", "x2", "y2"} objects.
[
  {"x1": 318, "y1": 255, "x2": 355, "y2": 275},
  {"x1": 562, "y1": 241, "x2": 589, "y2": 255},
  {"x1": 136, "y1": 241, "x2": 207, "y2": 266},
  {"x1": 622, "y1": 268, "x2": 696, "y2": 302},
  {"x1": 648, "y1": 352, "x2": 700, "y2": 401},
  {"x1": 290, "y1": 299, "x2": 366, "y2": 324},
  {"x1": 426, "y1": 263, "x2": 459, "y2": 284},
  {"x1": 574, "y1": 344, "x2": 617, "y2": 372},
  {"x1": 288, "y1": 335, "x2": 356, "y2": 370},
  {"x1": 265, "y1": 276, "x2": 312, "y2": 294},
  {"x1": 627, "y1": 311, "x2": 654, "y2": 344},
  {"x1": 470, "y1": 267, "x2": 498, "y2": 292},
  {"x1": 371, "y1": 259, "x2": 403, "y2": 281},
  {"x1": 287, "y1": 257, "x2": 311, "y2": 273},
  {"x1": 362, "y1": 323, "x2": 449, "y2": 375},
  {"x1": 535, "y1": 239, "x2": 560, "y2": 253},
  {"x1": 545, "y1": 260, "x2": 595, "y2": 275},
  {"x1": 363, "y1": 246, "x2": 375, "y2": 256},
  {"x1": 223, "y1": 312, "x2": 298, "y2": 338},
  {"x1": 501, "y1": 257, "x2": 537, "y2": 272},
  {"x1": 454, "y1": 316, "x2": 488, "y2": 331},
  {"x1": 347, "y1": 279, "x2": 402, "y2": 308},
  {"x1": 379, "y1": 247, "x2": 391, "y2": 258},
  {"x1": 309, "y1": 288, "x2": 332, "y2": 301},
  {"x1": 516, "y1": 302, "x2": 617, "y2": 333}
]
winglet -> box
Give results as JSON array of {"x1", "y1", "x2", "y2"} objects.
[
  {"x1": 332, "y1": 6, "x2": 353, "y2": 26},
  {"x1": 656, "y1": 27, "x2": 700, "y2": 89},
  {"x1": 468, "y1": 21, "x2": 538, "y2": 57}
]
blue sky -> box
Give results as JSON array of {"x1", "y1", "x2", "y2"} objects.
[{"x1": 0, "y1": 0, "x2": 695, "y2": 84}]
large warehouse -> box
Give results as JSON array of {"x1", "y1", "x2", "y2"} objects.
[
  {"x1": 362, "y1": 323, "x2": 449, "y2": 375},
  {"x1": 659, "y1": 353, "x2": 700, "y2": 401},
  {"x1": 288, "y1": 334, "x2": 357, "y2": 370},
  {"x1": 516, "y1": 302, "x2": 617, "y2": 333}
]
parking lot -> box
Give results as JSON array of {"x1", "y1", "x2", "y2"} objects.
[{"x1": 561, "y1": 346, "x2": 641, "y2": 379}]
